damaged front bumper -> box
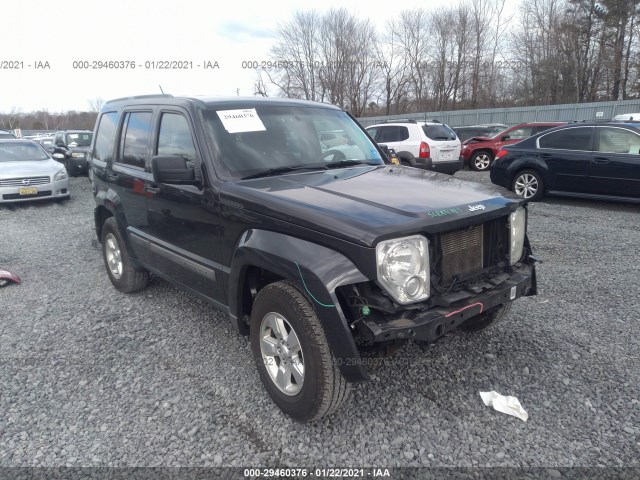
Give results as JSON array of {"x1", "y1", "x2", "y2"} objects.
[{"x1": 360, "y1": 263, "x2": 535, "y2": 344}]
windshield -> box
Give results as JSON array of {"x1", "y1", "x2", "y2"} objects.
[
  {"x1": 0, "y1": 142, "x2": 49, "y2": 162},
  {"x1": 203, "y1": 105, "x2": 384, "y2": 179},
  {"x1": 67, "y1": 132, "x2": 93, "y2": 147}
]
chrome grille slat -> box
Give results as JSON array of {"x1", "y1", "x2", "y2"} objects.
[
  {"x1": 0, "y1": 176, "x2": 50, "y2": 187},
  {"x1": 440, "y1": 224, "x2": 484, "y2": 284}
]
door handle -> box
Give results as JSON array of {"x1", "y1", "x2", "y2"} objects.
[
  {"x1": 144, "y1": 184, "x2": 160, "y2": 194},
  {"x1": 540, "y1": 153, "x2": 552, "y2": 159},
  {"x1": 106, "y1": 173, "x2": 119, "y2": 181},
  {"x1": 593, "y1": 157, "x2": 610, "y2": 165}
]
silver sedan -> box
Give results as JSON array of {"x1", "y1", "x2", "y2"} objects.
[{"x1": 0, "y1": 139, "x2": 70, "y2": 203}]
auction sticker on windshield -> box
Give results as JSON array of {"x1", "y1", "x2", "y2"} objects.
[{"x1": 217, "y1": 108, "x2": 266, "y2": 133}]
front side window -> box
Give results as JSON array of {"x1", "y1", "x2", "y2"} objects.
[
  {"x1": 119, "y1": 111, "x2": 152, "y2": 169},
  {"x1": 203, "y1": 105, "x2": 384, "y2": 179},
  {"x1": 539, "y1": 127, "x2": 593, "y2": 151},
  {"x1": 507, "y1": 127, "x2": 533, "y2": 140},
  {"x1": 597, "y1": 127, "x2": 640, "y2": 154},
  {"x1": 157, "y1": 113, "x2": 196, "y2": 162}
]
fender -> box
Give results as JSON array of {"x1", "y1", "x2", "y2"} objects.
[
  {"x1": 93, "y1": 187, "x2": 146, "y2": 271},
  {"x1": 229, "y1": 229, "x2": 370, "y2": 382}
]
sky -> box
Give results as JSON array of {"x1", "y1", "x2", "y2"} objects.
[{"x1": 0, "y1": 0, "x2": 471, "y2": 113}]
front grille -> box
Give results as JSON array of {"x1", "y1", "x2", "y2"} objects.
[
  {"x1": 0, "y1": 176, "x2": 50, "y2": 187},
  {"x1": 2, "y1": 190, "x2": 52, "y2": 200},
  {"x1": 440, "y1": 224, "x2": 484, "y2": 284},
  {"x1": 434, "y1": 217, "x2": 509, "y2": 291}
]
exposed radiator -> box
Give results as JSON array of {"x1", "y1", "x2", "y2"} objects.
[{"x1": 440, "y1": 224, "x2": 484, "y2": 284}]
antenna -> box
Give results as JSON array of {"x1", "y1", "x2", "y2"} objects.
[{"x1": 159, "y1": 85, "x2": 165, "y2": 94}]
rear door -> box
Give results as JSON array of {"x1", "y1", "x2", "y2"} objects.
[
  {"x1": 590, "y1": 126, "x2": 640, "y2": 198},
  {"x1": 111, "y1": 109, "x2": 156, "y2": 265},
  {"x1": 536, "y1": 126, "x2": 595, "y2": 193},
  {"x1": 370, "y1": 125, "x2": 415, "y2": 156}
]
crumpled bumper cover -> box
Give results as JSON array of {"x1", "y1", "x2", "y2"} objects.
[{"x1": 361, "y1": 263, "x2": 535, "y2": 343}]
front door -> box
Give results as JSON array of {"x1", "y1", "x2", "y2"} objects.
[{"x1": 143, "y1": 109, "x2": 226, "y2": 304}]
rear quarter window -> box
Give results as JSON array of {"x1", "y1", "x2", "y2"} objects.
[{"x1": 93, "y1": 112, "x2": 118, "y2": 162}]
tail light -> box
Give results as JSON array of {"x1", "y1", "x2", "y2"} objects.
[
  {"x1": 495, "y1": 149, "x2": 509, "y2": 160},
  {"x1": 419, "y1": 141, "x2": 430, "y2": 158}
]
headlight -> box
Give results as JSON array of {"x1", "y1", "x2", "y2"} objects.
[
  {"x1": 376, "y1": 235, "x2": 430, "y2": 305},
  {"x1": 509, "y1": 207, "x2": 526, "y2": 265},
  {"x1": 54, "y1": 169, "x2": 68, "y2": 181},
  {"x1": 71, "y1": 152, "x2": 85, "y2": 158}
]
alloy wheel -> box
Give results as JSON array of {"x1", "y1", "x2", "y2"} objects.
[
  {"x1": 259, "y1": 312, "x2": 305, "y2": 396},
  {"x1": 514, "y1": 173, "x2": 538, "y2": 199},
  {"x1": 474, "y1": 154, "x2": 491, "y2": 170},
  {"x1": 104, "y1": 233, "x2": 123, "y2": 279}
]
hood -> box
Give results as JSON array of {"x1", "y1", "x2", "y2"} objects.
[
  {"x1": 0, "y1": 158, "x2": 64, "y2": 179},
  {"x1": 463, "y1": 136, "x2": 494, "y2": 145},
  {"x1": 222, "y1": 165, "x2": 521, "y2": 246}
]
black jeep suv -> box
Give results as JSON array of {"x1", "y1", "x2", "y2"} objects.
[
  {"x1": 51, "y1": 130, "x2": 93, "y2": 176},
  {"x1": 89, "y1": 94, "x2": 537, "y2": 421}
]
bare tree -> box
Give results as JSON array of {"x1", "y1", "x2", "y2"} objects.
[{"x1": 87, "y1": 97, "x2": 105, "y2": 113}]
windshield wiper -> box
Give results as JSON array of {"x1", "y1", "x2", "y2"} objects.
[
  {"x1": 324, "y1": 159, "x2": 381, "y2": 169},
  {"x1": 240, "y1": 164, "x2": 328, "y2": 180}
]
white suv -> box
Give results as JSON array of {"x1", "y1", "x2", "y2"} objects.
[{"x1": 366, "y1": 120, "x2": 463, "y2": 174}]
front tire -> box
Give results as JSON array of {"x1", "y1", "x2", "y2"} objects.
[
  {"x1": 459, "y1": 302, "x2": 512, "y2": 332},
  {"x1": 470, "y1": 151, "x2": 493, "y2": 171},
  {"x1": 250, "y1": 281, "x2": 350, "y2": 421},
  {"x1": 100, "y1": 217, "x2": 149, "y2": 293},
  {"x1": 512, "y1": 169, "x2": 545, "y2": 201}
]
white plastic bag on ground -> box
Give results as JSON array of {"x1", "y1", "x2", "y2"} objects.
[{"x1": 480, "y1": 391, "x2": 528, "y2": 422}]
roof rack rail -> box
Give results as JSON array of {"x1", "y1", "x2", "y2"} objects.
[
  {"x1": 382, "y1": 119, "x2": 417, "y2": 123},
  {"x1": 425, "y1": 118, "x2": 441, "y2": 123},
  {"x1": 105, "y1": 94, "x2": 174, "y2": 104}
]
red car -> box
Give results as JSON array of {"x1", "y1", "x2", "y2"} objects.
[{"x1": 461, "y1": 122, "x2": 566, "y2": 171}]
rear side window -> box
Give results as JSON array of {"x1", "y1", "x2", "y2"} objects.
[
  {"x1": 119, "y1": 111, "x2": 152, "y2": 169},
  {"x1": 539, "y1": 127, "x2": 593, "y2": 151},
  {"x1": 597, "y1": 127, "x2": 640, "y2": 154},
  {"x1": 157, "y1": 113, "x2": 196, "y2": 162},
  {"x1": 375, "y1": 126, "x2": 409, "y2": 142},
  {"x1": 93, "y1": 112, "x2": 118, "y2": 162},
  {"x1": 423, "y1": 124, "x2": 456, "y2": 141}
]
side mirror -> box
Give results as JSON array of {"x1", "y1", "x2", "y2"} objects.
[
  {"x1": 52, "y1": 153, "x2": 65, "y2": 160},
  {"x1": 501, "y1": 135, "x2": 511, "y2": 141},
  {"x1": 151, "y1": 155, "x2": 199, "y2": 185}
]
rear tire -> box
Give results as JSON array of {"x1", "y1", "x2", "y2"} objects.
[
  {"x1": 100, "y1": 217, "x2": 149, "y2": 293},
  {"x1": 250, "y1": 280, "x2": 350, "y2": 421},
  {"x1": 512, "y1": 169, "x2": 545, "y2": 201},
  {"x1": 459, "y1": 302, "x2": 512, "y2": 332}
]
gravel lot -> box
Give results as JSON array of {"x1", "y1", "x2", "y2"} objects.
[{"x1": 1, "y1": 172, "x2": 639, "y2": 470}]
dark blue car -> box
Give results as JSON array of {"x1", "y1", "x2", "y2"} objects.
[{"x1": 490, "y1": 122, "x2": 640, "y2": 203}]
